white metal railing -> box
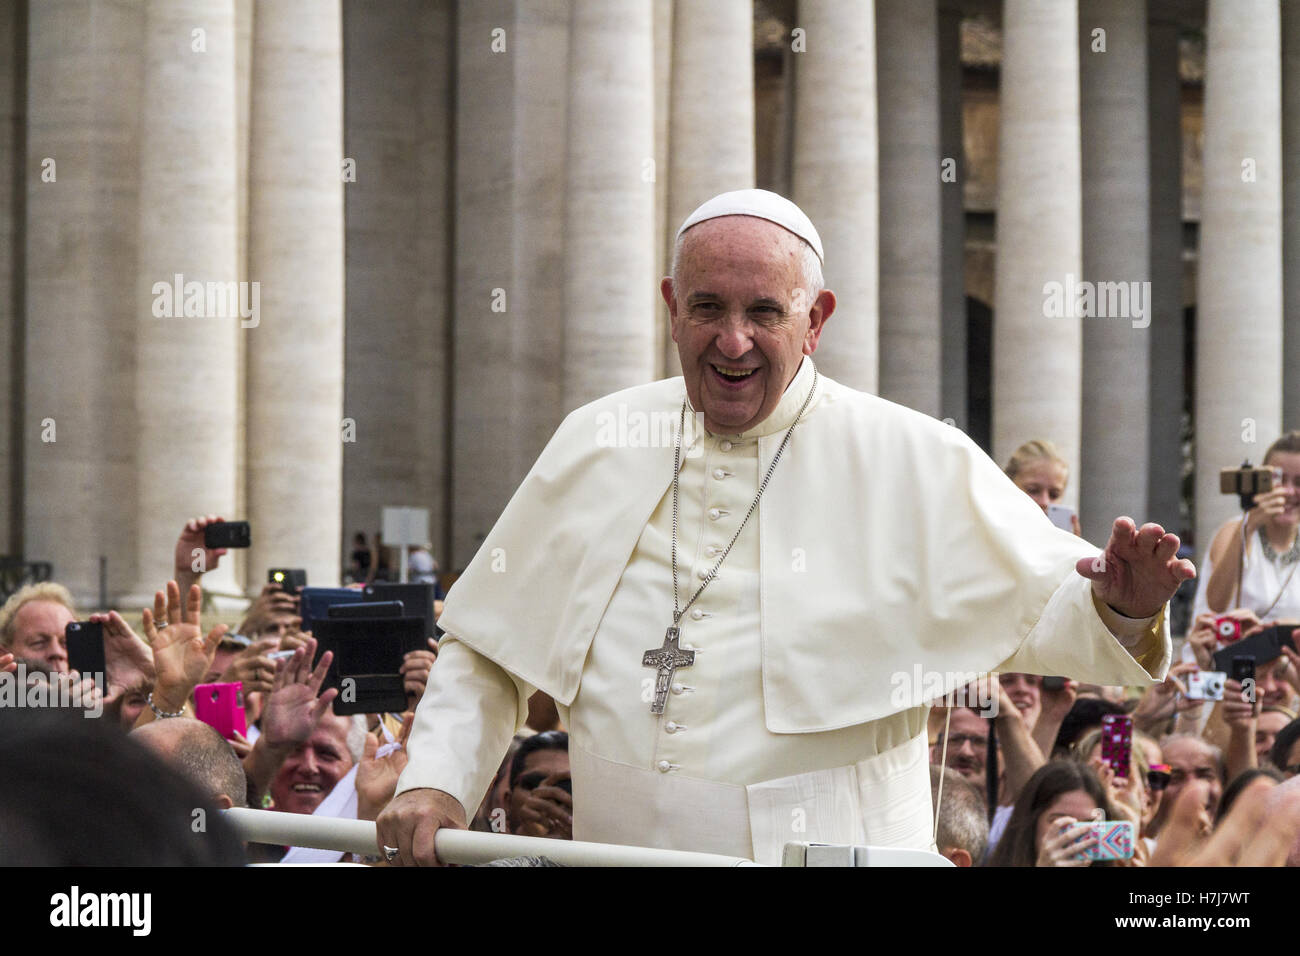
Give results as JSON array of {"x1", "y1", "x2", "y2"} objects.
[{"x1": 223, "y1": 808, "x2": 759, "y2": 867}]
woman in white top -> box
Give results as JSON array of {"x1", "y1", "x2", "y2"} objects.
[{"x1": 1197, "y1": 431, "x2": 1300, "y2": 622}]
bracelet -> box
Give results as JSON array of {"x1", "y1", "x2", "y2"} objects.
[{"x1": 147, "y1": 691, "x2": 185, "y2": 719}]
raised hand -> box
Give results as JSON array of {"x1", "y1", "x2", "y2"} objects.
[
  {"x1": 1132, "y1": 660, "x2": 1199, "y2": 733},
  {"x1": 399, "y1": 638, "x2": 439, "y2": 705},
  {"x1": 1151, "y1": 778, "x2": 1300, "y2": 867},
  {"x1": 1036, "y1": 817, "x2": 1097, "y2": 867},
  {"x1": 356, "y1": 716, "x2": 414, "y2": 823},
  {"x1": 217, "y1": 636, "x2": 280, "y2": 695},
  {"x1": 260, "y1": 637, "x2": 336, "y2": 751},
  {"x1": 142, "y1": 581, "x2": 228, "y2": 713},
  {"x1": 512, "y1": 773, "x2": 573, "y2": 841},
  {"x1": 174, "y1": 514, "x2": 227, "y2": 579},
  {"x1": 1077, "y1": 518, "x2": 1196, "y2": 620},
  {"x1": 90, "y1": 610, "x2": 155, "y2": 703}
]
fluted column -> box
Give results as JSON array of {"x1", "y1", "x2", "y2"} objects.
[
  {"x1": 0, "y1": 0, "x2": 23, "y2": 555},
  {"x1": 1146, "y1": 13, "x2": 1184, "y2": 533},
  {"x1": 1284, "y1": 0, "x2": 1300, "y2": 432},
  {"x1": 452, "y1": 0, "x2": 569, "y2": 569},
  {"x1": 246, "y1": 0, "x2": 344, "y2": 587},
  {"x1": 662, "y1": 0, "x2": 754, "y2": 379},
  {"x1": 1195, "y1": 0, "x2": 1283, "y2": 545},
  {"x1": 133, "y1": 0, "x2": 240, "y2": 602},
  {"x1": 993, "y1": 0, "x2": 1082, "y2": 507},
  {"x1": 1079, "y1": 0, "x2": 1150, "y2": 541},
  {"x1": 562, "y1": 0, "x2": 656, "y2": 410},
  {"x1": 344, "y1": 0, "x2": 452, "y2": 572},
  {"x1": 25, "y1": 0, "x2": 143, "y2": 603},
  {"x1": 938, "y1": 1, "x2": 966, "y2": 430},
  {"x1": 653, "y1": 0, "x2": 672, "y2": 380},
  {"x1": 877, "y1": 0, "x2": 941, "y2": 417},
  {"x1": 792, "y1": 0, "x2": 878, "y2": 392}
]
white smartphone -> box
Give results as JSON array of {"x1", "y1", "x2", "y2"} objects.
[{"x1": 1046, "y1": 504, "x2": 1075, "y2": 532}]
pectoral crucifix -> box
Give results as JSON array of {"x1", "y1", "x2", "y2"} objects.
[{"x1": 642, "y1": 626, "x2": 695, "y2": 715}]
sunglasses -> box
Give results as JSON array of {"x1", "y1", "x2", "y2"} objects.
[{"x1": 1147, "y1": 764, "x2": 1171, "y2": 791}]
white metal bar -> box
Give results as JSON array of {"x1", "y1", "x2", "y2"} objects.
[{"x1": 223, "y1": 808, "x2": 758, "y2": 867}]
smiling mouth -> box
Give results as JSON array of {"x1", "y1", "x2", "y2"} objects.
[
  {"x1": 710, "y1": 363, "x2": 758, "y2": 384},
  {"x1": 291, "y1": 783, "x2": 322, "y2": 794}
]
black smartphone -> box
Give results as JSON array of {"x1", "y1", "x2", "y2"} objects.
[
  {"x1": 267, "y1": 568, "x2": 307, "y2": 591},
  {"x1": 1231, "y1": 655, "x2": 1257, "y2": 686},
  {"x1": 1041, "y1": 676, "x2": 1066, "y2": 692},
  {"x1": 1213, "y1": 625, "x2": 1296, "y2": 673},
  {"x1": 204, "y1": 520, "x2": 251, "y2": 549},
  {"x1": 65, "y1": 621, "x2": 106, "y2": 678},
  {"x1": 311, "y1": 616, "x2": 426, "y2": 716},
  {"x1": 326, "y1": 600, "x2": 405, "y2": 620}
]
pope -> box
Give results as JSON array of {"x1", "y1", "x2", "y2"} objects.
[{"x1": 377, "y1": 189, "x2": 1194, "y2": 865}]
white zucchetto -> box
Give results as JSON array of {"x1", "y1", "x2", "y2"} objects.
[{"x1": 675, "y1": 188, "x2": 825, "y2": 264}]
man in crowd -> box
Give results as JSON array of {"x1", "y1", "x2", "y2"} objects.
[
  {"x1": 132, "y1": 716, "x2": 248, "y2": 809},
  {"x1": 0, "y1": 582, "x2": 75, "y2": 674},
  {"x1": 381, "y1": 188, "x2": 1191, "y2": 866},
  {"x1": 1149, "y1": 734, "x2": 1224, "y2": 838},
  {"x1": 505, "y1": 731, "x2": 572, "y2": 840},
  {"x1": 929, "y1": 765, "x2": 988, "y2": 867}
]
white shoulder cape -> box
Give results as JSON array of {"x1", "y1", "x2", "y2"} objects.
[{"x1": 438, "y1": 373, "x2": 1128, "y2": 733}]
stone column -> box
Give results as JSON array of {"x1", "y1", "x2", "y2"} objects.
[
  {"x1": 938, "y1": 1, "x2": 967, "y2": 430},
  {"x1": 1146, "y1": 13, "x2": 1185, "y2": 533},
  {"x1": 992, "y1": 0, "x2": 1083, "y2": 506},
  {"x1": 452, "y1": 0, "x2": 570, "y2": 570},
  {"x1": 344, "y1": 0, "x2": 452, "y2": 574},
  {"x1": 562, "y1": 0, "x2": 656, "y2": 411},
  {"x1": 792, "y1": 0, "x2": 878, "y2": 393},
  {"x1": 653, "y1": 0, "x2": 672, "y2": 380},
  {"x1": 133, "y1": 0, "x2": 240, "y2": 602},
  {"x1": 0, "y1": 0, "x2": 24, "y2": 555},
  {"x1": 246, "y1": 0, "x2": 345, "y2": 587},
  {"x1": 876, "y1": 0, "x2": 941, "y2": 417},
  {"x1": 1078, "y1": 0, "x2": 1150, "y2": 542},
  {"x1": 1284, "y1": 0, "x2": 1300, "y2": 432},
  {"x1": 24, "y1": 0, "x2": 144, "y2": 604},
  {"x1": 663, "y1": 0, "x2": 754, "y2": 379},
  {"x1": 1195, "y1": 0, "x2": 1283, "y2": 545}
]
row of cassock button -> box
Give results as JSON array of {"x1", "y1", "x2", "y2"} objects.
[{"x1": 660, "y1": 441, "x2": 738, "y2": 771}]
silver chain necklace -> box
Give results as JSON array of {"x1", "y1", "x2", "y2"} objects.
[
  {"x1": 640, "y1": 369, "x2": 818, "y2": 715},
  {"x1": 1259, "y1": 527, "x2": 1300, "y2": 566}
]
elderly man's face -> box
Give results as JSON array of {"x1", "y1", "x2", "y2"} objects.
[
  {"x1": 269, "y1": 712, "x2": 354, "y2": 815},
  {"x1": 7, "y1": 600, "x2": 74, "y2": 674},
  {"x1": 664, "y1": 216, "x2": 835, "y2": 435},
  {"x1": 1160, "y1": 737, "x2": 1222, "y2": 823}
]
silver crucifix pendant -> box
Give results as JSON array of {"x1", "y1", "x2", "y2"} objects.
[{"x1": 642, "y1": 625, "x2": 696, "y2": 715}]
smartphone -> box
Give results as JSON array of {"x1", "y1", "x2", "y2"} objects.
[
  {"x1": 298, "y1": 586, "x2": 369, "y2": 633},
  {"x1": 1084, "y1": 820, "x2": 1134, "y2": 861},
  {"x1": 268, "y1": 568, "x2": 307, "y2": 591},
  {"x1": 1046, "y1": 504, "x2": 1075, "y2": 532},
  {"x1": 1231, "y1": 656, "x2": 1257, "y2": 699},
  {"x1": 1186, "y1": 670, "x2": 1227, "y2": 701},
  {"x1": 194, "y1": 681, "x2": 247, "y2": 741},
  {"x1": 65, "y1": 621, "x2": 106, "y2": 678},
  {"x1": 1100, "y1": 714, "x2": 1133, "y2": 779},
  {"x1": 1212, "y1": 624, "x2": 1297, "y2": 673},
  {"x1": 204, "y1": 520, "x2": 251, "y2": 549},
  {"x1": 1041, "y1": 676, "x2": 1066, "y2": 692}
]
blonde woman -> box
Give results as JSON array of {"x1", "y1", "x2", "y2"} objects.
[{"x1": 1004, "y1": 439, "x2": 1082, "y2": 536}]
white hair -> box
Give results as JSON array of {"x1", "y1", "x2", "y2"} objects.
[{"x1": 669, "y1": 225, "x2": 824, "y2": 304}]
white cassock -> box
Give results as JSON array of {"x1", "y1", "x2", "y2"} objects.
[{"x1": 395, "y1": 357, "x2": 1171, "y2": 864}]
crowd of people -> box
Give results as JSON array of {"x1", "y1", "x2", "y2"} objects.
[
  {"x1": 928, "y1": 434, "x2": 1300, "y2": 866},
  {"x1": 2, "y1": 433, "x2": 1300, "y2": 867}
]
